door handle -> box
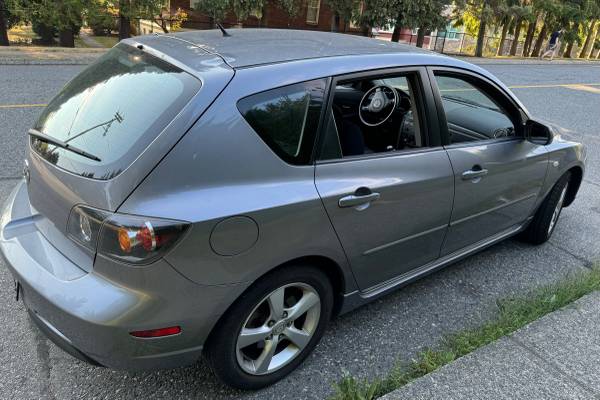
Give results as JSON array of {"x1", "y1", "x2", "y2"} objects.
[
  {"x1": 338, "y1": 192, "x2": 380, "y2": 208},
  {"x1": 462, "y1": 167, "x2": 488, "y2": 180}
]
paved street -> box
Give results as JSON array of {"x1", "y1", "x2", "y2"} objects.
[{"x1": 0, "y1": 61, "x2": 599, "y2": 399}]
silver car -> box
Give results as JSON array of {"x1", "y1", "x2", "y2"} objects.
[{"x1": 0, "y1": 29, "x2": 585, "y2": 389}]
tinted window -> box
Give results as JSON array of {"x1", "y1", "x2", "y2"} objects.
[
  {"x1": 238, "y1": 79, "x2": 326, "y2": 165},
  {"x1": 434, "y1": 74, "x2": 516, "y2": 144},
  {"x1": 319, "y1": 73, "x2": 424, "y2": 160},
  {"x1": 32, "y1": 43, "x2": 201, "y2": 180}
]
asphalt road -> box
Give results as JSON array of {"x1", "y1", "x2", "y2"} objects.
[{"x1": 0, "y1": 61, "x2": 599, "y2": 400}]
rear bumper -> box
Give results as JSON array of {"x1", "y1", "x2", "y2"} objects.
[{"x1": 0, "y1": 181, "x2": 249, "y2": 370}]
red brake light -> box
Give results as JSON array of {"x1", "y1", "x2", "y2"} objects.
[{"x1": 130, "y1": 326, "x2": 181, "y2": 338}]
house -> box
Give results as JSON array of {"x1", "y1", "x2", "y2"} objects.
[{"x1": 169, "y1": 0, "x2": 365, "y2": 34}]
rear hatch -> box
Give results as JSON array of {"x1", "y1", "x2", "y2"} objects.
[{"x1": 25, "y1": 37, "x2": 234, "y2": 272}]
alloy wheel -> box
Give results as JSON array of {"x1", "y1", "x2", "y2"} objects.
[
  {"x1": 548, "y1": 184, "x2": 568, "y2": 235},
  {"x1": 235, "y1": 283, "x2": 321, "y2": 375}
]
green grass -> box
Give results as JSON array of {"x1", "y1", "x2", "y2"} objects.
[
  {"x1": 90, "y1": 35, "x2": 118, "y2": 48},
  {"x1": 329, "y1": 265, "x2": 600, "y2": 400}
]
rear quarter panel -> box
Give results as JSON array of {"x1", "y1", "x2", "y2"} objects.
[{"x1": 117, "y1": 75, "x2": 355, "y2": 291}]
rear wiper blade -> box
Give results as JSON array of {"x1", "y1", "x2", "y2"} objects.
[{"x1": 28, "y1": 129, "x2": 102, "y2": 162}]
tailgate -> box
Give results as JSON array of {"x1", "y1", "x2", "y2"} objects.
[{"x1": 24, "y1": 37, "x2": 234, "y2": 271}]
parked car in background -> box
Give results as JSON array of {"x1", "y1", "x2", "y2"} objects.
[{"x1": 0, "y1": 29, "x2": 585, "y2": 389}]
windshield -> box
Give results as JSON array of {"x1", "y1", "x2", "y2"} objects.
[{"x1": 32, "y1": 43, "x2": 201, "y2": 180}]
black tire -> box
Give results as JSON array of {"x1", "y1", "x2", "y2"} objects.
[
  {"x1": 521, "y1": 171, "x2": 571, "y2": 245},
  {"x1": 205, "y1": 264, "x2": 333, "y2": 390}
]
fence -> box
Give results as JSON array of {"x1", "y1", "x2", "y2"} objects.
[{"x1": 392, "y1": 31, "x2": 587, "y2": 58}]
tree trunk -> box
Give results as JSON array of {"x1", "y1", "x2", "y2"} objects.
[
  {"x1": 0, "y1": 0, "x2": 9, "y2": 46},
  {"x1": 530, "y1": 22, "x2": 547, "y2": 57},
  {"x1": 475, "y1": 1, "x2": 487, "y2": 57},
  {"x1": 522, "y1": 19, "x2": 537, "y2": 56},
  {"x1": 331, "y1": 12, "x2": 339, "y2": 32},
  {"x1": 416, "y1": 26, "x2": 426, "y2": 47},
  {"x1": 563, "y1": 40, "x2": 574, "y2": 58},
  {"x1": 118, "y1": 0, "x2": 131, "y2": 40},
  {"x1": 58, "y1": 29, "x2": 74, "y2": 47},
  {"x1": 362, "y1": 25, "x2": 370, "y2": 37},
  {"x1": 261, "y1": 4, "x2": 269, "y2": 27},
  {"x1": 579, "y1": 20, "x2": 597, "y2": 58},
  {"x1": 391, "y1": 14, "x2": 402, "y2": 42},
  {"x1": 509, "y1": 18, "x2": 523, "y2": 56},
  {"x1": 496, "y1": 18, "x2": 509, "y2": 56},
  {"x1": 119, "y1": 15, "x2": 131, "y2": 40}
]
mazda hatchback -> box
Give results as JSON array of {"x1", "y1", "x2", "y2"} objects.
[{"x1": 0, "y1": 29, "x2": 585, "y2": 389}]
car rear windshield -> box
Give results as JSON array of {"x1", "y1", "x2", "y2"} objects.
[{"x1": 32, "y1": 43, "x2": 201, "y2": 180}]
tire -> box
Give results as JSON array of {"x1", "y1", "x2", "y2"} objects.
[
  {"x1": 521, "y1": 171, "x2": 571, "y2": 245},
  {"x1": 205, "y1": 265, "x2": 334, "y2": 390}
]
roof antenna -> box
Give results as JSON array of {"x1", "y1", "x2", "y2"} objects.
[{"x1": 216, "y1": 23, "x2": 231, "y2": 37}]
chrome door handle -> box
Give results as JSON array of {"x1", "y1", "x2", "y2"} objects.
[
  {"x1": 462, "y1": 168, "x2": 488, "y2": 180},
  {"x1": 338, "y1": 192, "x2": 380, "y2": 208}
]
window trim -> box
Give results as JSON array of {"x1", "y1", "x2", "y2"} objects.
[
  {"x1": 426, "y1": 66, "x2": 528, "y2": 148},
  {"x1": 314, "y1": 66, "x2": 441, "y2": 164},
  {"x1": 306, "y1": 0, "x2": 321, "y2": 25}
]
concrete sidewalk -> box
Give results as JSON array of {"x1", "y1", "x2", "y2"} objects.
[{"x1": 383, "y1": 291, "x2": 600, "y2": 400}]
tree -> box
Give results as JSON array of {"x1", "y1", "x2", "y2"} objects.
[
  {"x1": 276, "y1": 0, "x2": 303, "y2": 24},
  {"x1": 195, "y1": 0, "x2": 230, "y2": 26},
  {"x1": 411, "y1": 0, "x2": 449, "y2": 47},
  {"x1": 231, "y1": 0, "x2": 263, "y2": 24},
  {"x1": 325, "y1": 0, "x2": 359, "y2": 32},
  {"x1": 454, "y1": 0, "x2": 502, "y2": 57},
  {"x1": 508, "y1": 4, "x2": 532, "y2": 56},
  {"x1": 0, "y1": 0, "x2": 23, "y2": 46}
]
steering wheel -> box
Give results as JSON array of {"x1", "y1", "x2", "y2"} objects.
[{"x1": 359, "y1": 85, "x2": 398, "y2": 127}]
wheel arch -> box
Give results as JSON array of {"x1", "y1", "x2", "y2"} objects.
[
  {"x1": 203, "y1": 254, "x2": 350, "y2": 353},
  {"x1": 563, "y1": 165, "x2": 583, "y2": 208}
]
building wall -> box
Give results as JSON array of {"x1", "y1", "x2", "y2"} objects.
[{"x1": 170, "y1": 0, "x2": 363, "y2": 33}]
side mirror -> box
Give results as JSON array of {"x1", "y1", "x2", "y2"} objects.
[{"x1": 525, "y1": 119, "x2": 554, "y2": 145}]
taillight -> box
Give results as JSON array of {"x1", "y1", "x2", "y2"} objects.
[
  {"x1": 67, "y1": 205, "x2": 110, "y2": 251},
  {"x1": 99, "y1": 214, "x2": 189, "y2": 264},
  {"x1": 67, "y1": 205, "x2": 190, "y2": 265}
]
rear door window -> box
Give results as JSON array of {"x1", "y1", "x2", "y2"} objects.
[
  {"x1": 32, "y1": 43, "x2": 201, "y2": 180},
  {"x1": 237, "y1": 79, "x2": 327, "y2": 165}
]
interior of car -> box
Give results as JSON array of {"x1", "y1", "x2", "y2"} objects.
[
  {"x1": 326, "y1": 75, "x2": 423, "y2": 157},
  {"x1": 434, "y1": 74, "x2": 517, "y2": 143}
]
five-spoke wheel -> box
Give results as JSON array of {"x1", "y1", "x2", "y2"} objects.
[
  {"x1": 205, "y1": 265, "x2": 333, "y2": 389},
  {"x1": 236, "y1": 283, "x2": 321, "y2": 375}
]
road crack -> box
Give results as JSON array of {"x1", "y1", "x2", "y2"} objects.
[
  {"x1": 29, "y1": 318, "x2": 56, "y2": 400},
  {"x1": 509, "y1": 335, "x2": 597, "y2": 396},
  {"x1": 547, "y1": 241, "x2": 594, "y2": 269}
]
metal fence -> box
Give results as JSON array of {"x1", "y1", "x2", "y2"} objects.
[{"x1": 393, "y1": 31, "x2": 587, "y2": 58}]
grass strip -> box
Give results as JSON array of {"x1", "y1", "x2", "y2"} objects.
[{"x1": 330, "y1": 265, "x2": 600, "y2": 400}]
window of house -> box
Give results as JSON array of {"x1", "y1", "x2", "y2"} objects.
[
  {"x1": 238, "y1": 79, "x2": 326, "y2": 165},
  {"x1": 306, "y1": 0, "x2": 321, "y2": 24},
  {"x1": 434, "y1": 74, "x2": 517, "y2": 144},
  {"x1": 319, "y1": 73, "x2": 425, "y2": 160}
]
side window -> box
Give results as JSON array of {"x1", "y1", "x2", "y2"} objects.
[
  {"x1": 238, "y1": 79, "x2": 326, "y2": 165},
  {"x1": 319, "y1": 72, "x2": 425, "y2": 160},
  {"x1": 433, "y1": 74, "x2": 517, "y2": 144}
]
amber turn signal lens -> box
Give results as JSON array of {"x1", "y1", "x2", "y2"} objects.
[{"x1": 118, "y1": 227, "x2": 132, "y2": 253}]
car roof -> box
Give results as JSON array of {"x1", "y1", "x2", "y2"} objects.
[{"x1": 163, "y1": 28, "x2": 431, "y2": 68}]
